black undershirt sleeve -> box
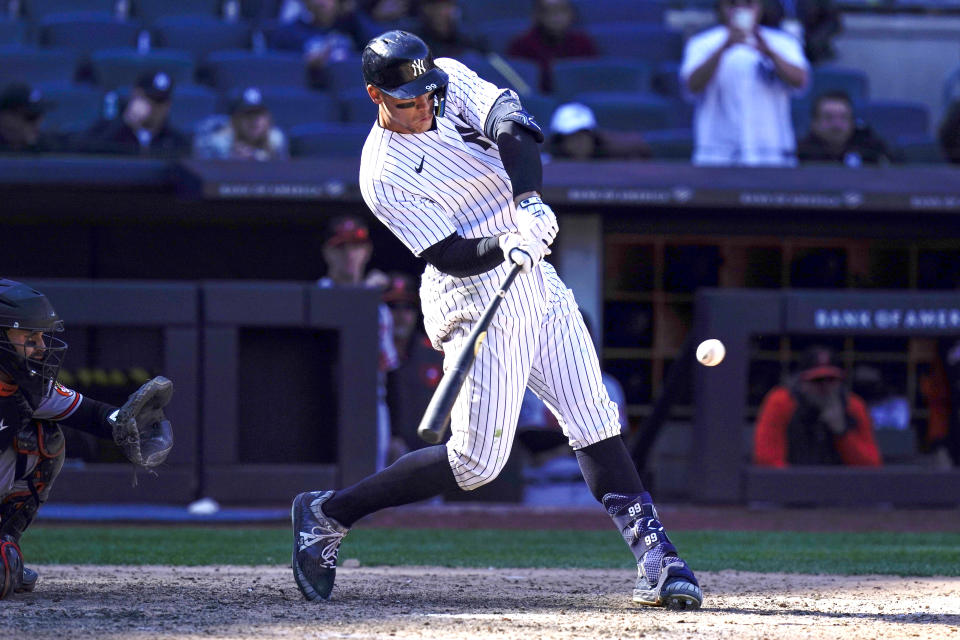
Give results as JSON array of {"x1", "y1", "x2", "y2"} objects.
[
  {"x1": 420, "y1": 233, "x2": 504, "y2": 278},
  {"x1": 496, "y1": 121, "x2": 543, "y2": 198},
  {"x1": 59, "y1": 396, "x2": 117, "y2": 441}
]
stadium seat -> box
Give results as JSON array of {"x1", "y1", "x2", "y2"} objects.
[
  {"x1": 0, "y1": 18, "x2": 26, "y2": 46},
  {"x1": 861, "y1": 99, "x2": 930, "y2": 140},
  {"x1": 38, "y1": 12, "x2": 144, "y2": 55},
  {"x1": 652, "y1": 61, "x2": 682, "y2": 99},
  {"x1": 455, "y1": 51, "x2": 539, "y2": 96},
  {"x1": 222, "y1": 85, "x2": 340, "y2": 129},
  {"x1": 0, "y1": 46, "x2": 79, "y2": 85},
  {"x1": 810, "y1": 65, "x2": 869, "y2": 106},
  {"x1": 203, "y1": 49, "x2": 306, "y2": 90},
  {"x1": 339, "y1": 90, "x2": 378, "y2": 124},
  {"x1": 321, "y1": 55, "x2": 363, "y2": 94},
  {"x1": 590, "y1": 24, "x2": 684, "y2": 63},
  {"x1": 517, "y1": 92, "x2": 559, "y2": 127},
  {"x1": 572, "y1": 91, "x2": 673, "y2": 131},
  {"x1": 642, "y1": 127, "x2": 693, "y2": 160},
  {"x1": 90, "y1": 48, "x2": 195, "y2": 89},
  {"x1": 288, "y1": 122, "x2": 370, "y2": 157},
  {"x1": 153, "y1": 15, "x2": 251, "y2": 62},
  {"x1": 896, "y1": 133, "x2": 945, "y2": 164},
  {"x1": 472, "y1": 19, "x2": 528, "y2": 56},
  {"x1": 132, "y1": 0, "x2": 223, "y2": 24},
  {"x1": 238, "y1": 0, "x2": 281, "y2": 22},
  {"x1": 943, "y1": 64, "x2": 960, "y2": 109},
  {"x1": 791, "y1": 96, "x2": 813, "y2": 138},
  {"x1": 22, "y1": 0, "x2": 117, "y2": 20},
  {"x1": 552, "y1": 58, "x2": 652, "y2": 102},
  {"x1": 460, "y1": 0, "x2": 533, "y2": 26},
  {"x1": 569, "y1": 0, "x2": 667, "y2": 24},
  {"x1": 34, "y1": 82, "x2": 104, "y2": 134}
]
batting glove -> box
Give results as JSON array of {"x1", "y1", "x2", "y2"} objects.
[
  {"x1": 516, "y1": 195, "x2": 558, "y2": 251},
  {"x1": 499, "y1": 232, "x2": 547, "y2": 274}
]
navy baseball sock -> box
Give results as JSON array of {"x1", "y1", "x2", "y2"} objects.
[
  {"x1": 575, "y1": 436, "x2": 646, "y2": 502},
  {"x1": 322, "y1": 445, "x2": 459, "y2": 528}
]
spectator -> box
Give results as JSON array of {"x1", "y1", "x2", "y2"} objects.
[
  {"x1": 753, "y1": 345, "x2": 882, "y2": 467},
  {"x1": 797, "y1": 91, "x2": 894, "y2": 166},
  {"x1": 382, "y1": 271, "x2": 444, "y2": 454},
  {"x1": 761, "y1": 0, "x2": 842, "y2": 66},
  {"x1": 680, "y1": 0, "x2": 809, "y2": 166},
  {"x1": 938, "y1": 99, "x2": 960, "y2": 165},
  {"x1": 318, "y1": 215, "x2": 399, "y2": 471},
  {"x1": 359, "y1": 0, "x2": 414, "y2": 23},
  {"x1": 0, "y1": 83, "x2": 61, "y2": 153},
  {"x1": 506, "y1": 0, "x2": 598, "y2": 94},
  {"x1": 546, "y1": 102, "x2": 651, "y2": 161},
  {"x1": 74, "y1": 71, "x2": 190, "y2": 158},
  {"x1": 193, "y1": 87, "x2": 289, "y2": 161},
  {"x1": 415, "y1": 0, "x2": 484, "y2": 59},
  {"x1": 919, "y1": 339, "x2": 960, "y2": 468},
  {"x1": 270, "y1": 0, "x2": 375, "y2": 87}
]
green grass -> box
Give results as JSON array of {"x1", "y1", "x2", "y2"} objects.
[{"x1": 21, "y1": 527, "x2": 960, "y2": 576}]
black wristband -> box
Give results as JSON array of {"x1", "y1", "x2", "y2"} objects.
[{"x1": 59, "y1": 397, "x2": 117, "y2": 440}]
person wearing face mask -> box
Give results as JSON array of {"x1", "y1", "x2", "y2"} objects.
[
  {"x1": 680, "y1": 0, "x2": 809, "y2": 166},
  {"x1": 753, "y1": 345, "x2": 883, "y2": 467}
]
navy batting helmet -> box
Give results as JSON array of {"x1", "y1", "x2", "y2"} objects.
[{"x1": 362, "y1": 30, "x2": 448, "y2": 114}]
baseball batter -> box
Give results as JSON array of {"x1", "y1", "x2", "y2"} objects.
[{"x1": 292, "y1": 30, "x2": 702, "y2": 610}]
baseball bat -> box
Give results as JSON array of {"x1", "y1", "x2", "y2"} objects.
[{"x1": 417, "y1": 263, "x2": 524, "y2": 444}]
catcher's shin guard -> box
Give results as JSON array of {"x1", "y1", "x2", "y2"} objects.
[
  {"x1": 602, "y1": 492, "x2": 702, "y2": 610},
  {"x1": 1, "y1": 421, "x2": 66, "y2": 542},
  {"x1": 0, "y1": 535, "x2": 24, "y2": 599}
]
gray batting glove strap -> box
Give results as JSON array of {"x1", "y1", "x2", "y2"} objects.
[
  {"x1": 516, "y1": 195, "x2": 558, "y2": 249},
  {"x1": 111, "y1": 376, "x2": 175, "y2": 468},
  {"x1": 499, "y1": 232, "x2": 546, "y2": 274}
]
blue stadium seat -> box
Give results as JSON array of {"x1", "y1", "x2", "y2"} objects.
[
  {"x1": 791, "y1": 96, "x2": 813, "y2": 138},
  {"x1": 943, "y1": 64, "x2": 960, "y2": 109},
  {"x1": 133, "y1": 0, "x2": 223, "y2": 24},
  {"x1": 23, "y1": 0, "x2": 117, "y2": 20},
  {"x1": 38, "y1": 13, "x2": 144, "y2": 55},
  {"x1": 517, "y1": 92, "x2": 559, "y2": 127},
  {"x1": 460, "y1": 0, "x2": 533, "y2": 25},
  {"x1": 238, "y1": 0, "x2": 281, "y2": 22},
  {"x1": 570, "y1": 0, "x2": 667, "y2": 24},
  {"x1": 34, "y1": 82, "x2": 104, "y2": 133},
  {"x1": 810, "y1": 65, "x2": 869, "y2": 106},
  {"x1": 153, "y1": 15, "x2": 251, "y2": 62},
  {"x1": 472, "y1": 19, "x2": 528, "y2": 55},
  {"x1": 0, "y1": 46, "x2": 79, "y2": 85},
  {"x1": 455, "y1": 51, "x2": 539, "y2": 95},
  {"x1": 0, "y1": 18, "x2": 26, "y2": 46},
  {"x1": 590, "y1": 24, "x2": 684, "y2": 63},
  {"x1": 288, "y1": 122, "x2": 370, "y2": 157},
  {"x1": 652, "y1": 61, "x2": 682, "y2": 99},
  {"x1": 552, "y1": 58, "x2": 652, "y2": 102},
  {"x1": 339, "y1": 90, "x2": 378, "y2": 124},
  {"x1": 321, "y1": 55, "x2": 363, "y2": 94},
  {"x1": 642, "y1": 127, "x2": 693, "y2": 160},
  {"x1": 90, "y1": 48, "x2": 195, "y2": 89},
  {"x1": 572, "y1": 91, "x2": 672, "y2": 131},
  {"x1": 222, "y1": 85, "x2": 339, "y2": 129},
  {"x1": 203, "y1": 49, "x2": 305, "y2": 90},
  {"x1": 896, "y1": 133, "x2": 945, "y2": 164},
  {"x1": 861, "y1": 99, "x2": 930, "y2": 140}
]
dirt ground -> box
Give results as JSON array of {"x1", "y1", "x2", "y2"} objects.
[{"x1": 2, "y1": 564, "x2": 958, "y2": 640}]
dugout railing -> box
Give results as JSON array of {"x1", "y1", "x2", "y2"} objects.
[{"x1": 692, "y1": 288, "x2": 960, "y2": 507}]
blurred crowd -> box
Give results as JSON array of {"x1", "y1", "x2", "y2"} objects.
[{"x1": 0, "y1": 0, "x2": 958, "y2": 165}]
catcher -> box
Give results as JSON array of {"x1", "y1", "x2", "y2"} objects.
[{"x1": 0, "y1": 278, "x2": 174, "y2": 598}]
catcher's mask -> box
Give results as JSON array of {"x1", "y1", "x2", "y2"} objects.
[
  {"x1": 362, "y1": 30, "x2": 449, "y2": 117},
  {"x1": 0, "y1": 278, "x2": 67, "y2": 407}
]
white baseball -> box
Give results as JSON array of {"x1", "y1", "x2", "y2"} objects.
[{"x1": 696, "y1": 339, "x2": 726, "y2": 366}]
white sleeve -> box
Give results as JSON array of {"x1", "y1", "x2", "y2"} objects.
[
  {"x1": 33, "y1": 382, "x2": 83, "y2": 421},
  {"x1": 362, "y1": 179, "x2": 457, "y2": 256},
  {"x1": 765, "y1": 28, "x2": 810, "y2": 70},
  {"x1": 436, "y1": 57, "x2": 512, "y2": 134},
  {"x1": 680, "y1": 28, "x2": 724, "y2": 84}
]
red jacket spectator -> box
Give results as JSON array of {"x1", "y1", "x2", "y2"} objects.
[
  {"x1": 506, "y1": 0, "x2": 598, "y2": 93},
  {"x1": 753, "y1": 346, "x2": 882, "y2": 467}
]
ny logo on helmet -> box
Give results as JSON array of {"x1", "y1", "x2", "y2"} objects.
[{"x1": 411, "y1": 59, "x2": 426, "y2": 75}]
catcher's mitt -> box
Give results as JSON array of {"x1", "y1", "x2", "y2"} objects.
[{"x1": 112, "y1": 376, "x2": 174, "y2": 468}]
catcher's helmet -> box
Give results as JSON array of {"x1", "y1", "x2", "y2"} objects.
[
  {"x1": 362, "y1": 30, "x2": 448, "y2": 115},
  {"x1": 0, "y1": 278, "x2": 67, "y2": 407}
]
